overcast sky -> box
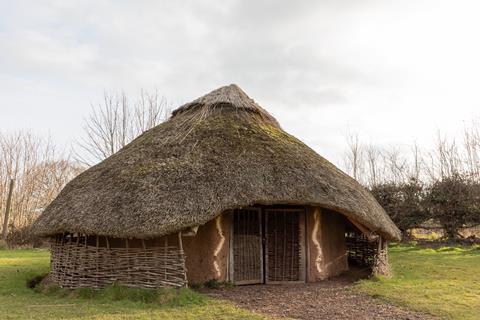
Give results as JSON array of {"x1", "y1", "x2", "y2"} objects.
[{"x1": 1, "y1": 0, "x2": 479, "y2": 164}]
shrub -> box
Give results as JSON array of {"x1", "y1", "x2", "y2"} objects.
[
  {"x1": 370, "y1": 179, "x2": 427, "y2": 236},
  {"x1": 424, "y1": 174, "x2": 480, "y2": 240}
]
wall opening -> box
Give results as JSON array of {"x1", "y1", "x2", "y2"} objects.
[
  {"x1": 345, "y1": 220, "x2": 378, "y2": 270},
  {"x1": 231, "y1": 206, "x2": 305, "y2": 284}
]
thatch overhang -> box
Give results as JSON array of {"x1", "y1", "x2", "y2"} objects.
[{"x1": 33, "y1": 84, "x2": 401, "y2": 241}]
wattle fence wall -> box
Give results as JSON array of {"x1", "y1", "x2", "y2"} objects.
[{"x1": 49, "y1": 234, "x2": 187, "y2": 289}]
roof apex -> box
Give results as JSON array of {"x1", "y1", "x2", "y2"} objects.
[{"x1": 171, "y1": 84, "x2": 280, "y2": 127}]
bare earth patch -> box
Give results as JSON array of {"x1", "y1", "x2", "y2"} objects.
[{"x1": 201, "y1": 274, "x2": 433, "y2": 320}]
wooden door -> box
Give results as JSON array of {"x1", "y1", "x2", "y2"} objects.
[
  {"x1": 231, "y1": 208, "x2": 263, "y2": 285},
  {"x1": 265, "y1": 208, "x2": 305, "y2": 283}
]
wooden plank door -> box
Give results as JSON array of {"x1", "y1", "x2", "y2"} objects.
[
  {"x1": 265, "y1": 208, "x2": 305, "y2": 284},
  {"x1": 231, "y1": 208, "x2": 263, "y2": 285}
]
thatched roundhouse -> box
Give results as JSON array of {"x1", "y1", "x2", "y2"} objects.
[{"x1": 33, "y1": 84, "x2": 401, "y2": 289}]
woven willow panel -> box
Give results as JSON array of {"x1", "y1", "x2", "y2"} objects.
[
  {"x1": 345, "y1": 232, "x2": 377, "y2": 267},
  {"x1": 265, "y1": 209, "x2": 301, "y2": 282},
  {"x1": 233, "y1": 208, "x2": 263, "y2": 284},
  {"x1": 50, "y1": 240, "x2": 187, "y2": 289}
]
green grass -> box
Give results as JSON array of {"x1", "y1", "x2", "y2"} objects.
[
  {"x1": 355, "y1": 244, "x2": 480, "y2": 320},
  {"x1": 2, "y1": 245, "x2": 479, "y2": 319},
  {"x1": 34, "y1": 283, "x2": 207, "y2": 307},
  {"x1": 0, "y1": 249, "x2": 267, "y2": 319}
]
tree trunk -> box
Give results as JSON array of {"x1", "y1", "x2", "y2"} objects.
[{"x1": 2, "y1": 179, "x2": 15, "y2": 241}]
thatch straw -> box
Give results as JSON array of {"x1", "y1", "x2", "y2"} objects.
[{"x1": 33, "y1": 84, "x2": 401, "y2": 240}]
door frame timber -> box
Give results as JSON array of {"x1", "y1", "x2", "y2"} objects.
[{"x1": 264, "y1": 208, "x2": 306, "y2": 284}]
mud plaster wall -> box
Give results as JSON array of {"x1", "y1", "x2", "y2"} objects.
[
  {"x1": 306, "y1": 207, "x2": 348, "y2": 281},
  {"x1": 182, "y1": 213, "x2": 231, "y2": 284}
]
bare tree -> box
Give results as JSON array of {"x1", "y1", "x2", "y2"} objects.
[
  {"x1": 75, "y1": 90, "x2": 170, "y2": 166},
  {"x1": 365, "y1": 144, "x2": 381, "y2": 187},
  {"x1": 383, "y1": 146, "x2": 409, "y2": 184},
  {"x1": 410, "y1": 141, "x2": 422, "y2": 181},
  {"x1": 463, "y1": 119, "x2": 480, "y2": 179},
  {"x1": 0, "y1": 131, "x2": 81, "y2": 244},
  {"x1": 422, "y1": 132, "x2": 465, "y2": 181},
  {"x1": 339, "y1": 123, "x2": 480, "y2": 239},
  {"x1": 343, "y1": 132, "x2": 364, "y2": 182}
]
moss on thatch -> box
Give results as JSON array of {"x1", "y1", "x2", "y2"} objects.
[{"x1": 32, "y1": 84, "x2": 401, "y2": 240}]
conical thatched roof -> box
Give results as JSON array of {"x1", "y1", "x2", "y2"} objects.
[{"x1": 33, "y1": 84, "x2": 401, "y2": 240}]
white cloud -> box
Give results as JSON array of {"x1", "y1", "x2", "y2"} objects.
[{"x1": 1, "y1": 0, "x2": 480, "y2": 165}]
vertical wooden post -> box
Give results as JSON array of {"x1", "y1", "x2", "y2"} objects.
[
  {"x1": 178, "y1": 232, "x2": 187, "y2": 286},
  {"x1": 2, "y1": 179, "x2": 15, "y2": 241},
  {"x1": 177, "y1": 232, "x2": 183, "y2": 252},
  {"x1": 373, "y1": 237, "x2": 391, "y2": 277},
  {"x1": 229, "y1": 211, "x2": 234, "y2": 283},
  {"x1": 299, "y1": 208, "x2": 306, "y2": 282},
  {"x1": 125, "y1": 238, "x2": 131, "y2": 285},
  {"x1": 164, "y1": 237, "x2": 168, "y2": 281}
]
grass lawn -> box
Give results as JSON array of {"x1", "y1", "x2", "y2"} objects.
[
  {"x1": 355, "y1": 243, "x2": 480, "y2": 320},
  {"x1": 1, "y1": 245, "x2": 479, "y2": 319},
  {"x1": 0, "y1": 249, "x2": 267, "y2": 320}
]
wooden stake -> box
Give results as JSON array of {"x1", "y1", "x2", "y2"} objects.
[
  {"x1": 177, "y1": 232, "x2": 183, "y2": 252},
  {"x1": 178, "y1": 232, "x2": 188, "y2": 286},
  {"x1": 2, "y1": 179, "x2": 15, "y2": 241}
]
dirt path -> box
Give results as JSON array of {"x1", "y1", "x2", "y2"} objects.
[{"x1": 201, "y1": 275, "x2": 432, "y2": 320}]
